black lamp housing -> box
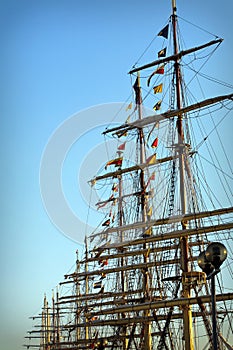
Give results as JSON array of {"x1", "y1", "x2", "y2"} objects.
[{"x1": 205, "y1": 242, "x2": 227, "y2": 270}]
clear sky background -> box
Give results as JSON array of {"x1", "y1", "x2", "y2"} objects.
[{"x1": 0, "y1": 1, "x2": 232, "y2": 349}]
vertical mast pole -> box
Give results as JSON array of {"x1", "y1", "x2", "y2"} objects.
[
  {"x1": 56, "y1": 288, "x2": 60, "y2": 347},
  {"x1": 47, "y1": 298, "x2": 51, "y2": 348},
  {"x1": 171, "y1": 1, "x2": 194, "y2": 349},
  {"x1": 52, "y1": 290, "x2": 55, "y2": 347},
  {"x1": 75, "y1": 250, "x2": 81, "y2": 343},
  {"x1": 84, "y1": 236, "x2": 89, "y2": 342},
  {"x1": 137, "y1": 73, "x2": 147, "y2": 222},
  {"x1": 117, "y1": 165, "x2": 128, "y2": 350},
  {"x1": 44, "y1": 294, "x2": 50, "y2": 350},
  {"x1": 41, "y1": 295, "x2": 46, "y2": 350},
  {"x1": 136, "y1": 72, "x2": 152, "y2": 350}
]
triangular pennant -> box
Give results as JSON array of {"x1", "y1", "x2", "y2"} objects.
[
  {"x1": 143, "y1": 227, "x2": 152, "y2": 237},
  {"x1": 158, "y1": 24, "x2": 169, "y2": 39},
  {"x1": 105, "y1": 157, "x2": 123, "y2": 169},
  {"x1": 146, "y1": 154, "x2": 157, "y2": 165},
  {"x1": 125, "y1": 102, "x2": 132, "y2": 111},
  {"x1": 151, "y1": 137, "x2": 158, "y2": 148},
  {"x1": 117, "y1": 142, "x2": 126, "y2": 151},
  {"x1": 147, "y1": 66, "x2": 165, "y2": 86}
]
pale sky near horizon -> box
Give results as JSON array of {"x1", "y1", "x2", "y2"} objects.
[{"x1": 0, "y1": 1, "x2": 232, "y2": 349}]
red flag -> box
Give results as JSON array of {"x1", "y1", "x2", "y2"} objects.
[
  {"x1": 151, "y1": 137, "x2": 158, "y2": 148},
  {"x1": 105, "y1": 157, "x2": 123, "y2": 169},
  {"x1": 155, "y1": 65, "x2": 164, "y2": 74},
  {"x1": 147, "y1": 66, "x2": 165, "y2": 86},
  {"x1": 100, "y1": 259, "x2": 108, "y2": 267},
  {"x1": 117, "y1": 142, "x2": 126, "y2": 151}
]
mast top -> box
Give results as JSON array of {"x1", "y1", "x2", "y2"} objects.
[{"x1": 172, "y1": 0, "x2": 177, "y2": 14}]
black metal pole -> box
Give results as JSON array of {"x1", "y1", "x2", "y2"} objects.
[{"x1": 211, "y1": 274, "x2": 218, "y2": 350}]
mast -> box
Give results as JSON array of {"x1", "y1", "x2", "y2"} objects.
[
  {"x1": 75, "y1": 250, "x2": 81, "y2": 343},
  {"x1": 24, "y1": 1, "x2": 233, "y2": 349},
  {"x1": 42, "y1": 294, "x2": 51, "y2": 350},
  {"x1": 117, "y1": 155, "x2": 128, "y2": 350},
  {"x1": 171, "y1": 1, "x2": 194, "y2": 349},
  {"x1": 52, "y1": 290, "x2": 55, "y2": 347},
  {"x1": 84, "y1": 237, "x2": 89, "y2": 342},
  {"x1": 56, "y1": 288, "x2": 60, "y2": 347},
  {"x1": 136, "y1": 73, "x2": 152, "y2": 350},
  {"x1": 41, "y1": 295, "x2": 46, "y2": 350},
  {"x1": 136, "y1": 72, "x2": 147, "y2": 222}
]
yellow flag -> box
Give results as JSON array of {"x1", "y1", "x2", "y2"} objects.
[
  {"x1": 153, "y1": 83, "x2": 163, "y2": 94},
  {"x1": 125, "y1": 102, "x2": 132, "y2": 111},
  {"x1": 146, "y1": 154, "x2": 157, "y2": 165},
  {"x1": 144, "y1": 228, "x2": 152, "y2": 237},
  {"x1": 147, "y1": 207, "x2": 152, "y2": 217}
]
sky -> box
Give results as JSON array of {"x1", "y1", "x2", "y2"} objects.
[{"x1": 0, "y1": 1, "x2": 232, "y2": 349}]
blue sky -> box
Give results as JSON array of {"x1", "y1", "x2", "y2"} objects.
[{"x1": 0, "y1": 1, "x2": 232, "y2": 349}]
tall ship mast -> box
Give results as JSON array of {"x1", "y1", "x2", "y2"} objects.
[{"x1": 24, "y1": 1, "x2": 233, "y2": 349}]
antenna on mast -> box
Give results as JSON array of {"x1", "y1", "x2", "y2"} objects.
[
  {"x1": 172, "y1": 0, "x2": 177, "y2": 13},
  {"x1": 171, "y1": 1, "x2": 195, "y2": 349}
]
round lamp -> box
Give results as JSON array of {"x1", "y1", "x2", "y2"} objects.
[
  {"x1": 205, "y1": 242, "x2": 227, "y2": 269},
  {"x1": 197, "y1": 251, "x2": 214, "y2": 275}
]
